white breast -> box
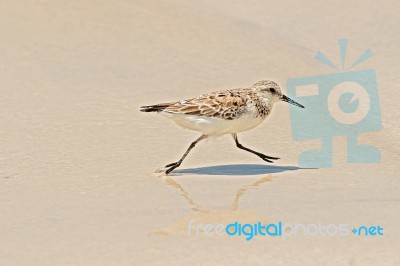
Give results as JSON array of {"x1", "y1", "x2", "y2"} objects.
[{"x1": 163, "y1": 113, "x2": 266, "y2": 136}]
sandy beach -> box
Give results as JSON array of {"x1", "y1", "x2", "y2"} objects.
[{"x1": 1, "y1": 0, "x2": 399, "y2": 265}]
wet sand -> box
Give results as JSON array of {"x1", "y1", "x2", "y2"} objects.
[{"x1": 0, "y1": 0, "x2": 399, "y2": 265}]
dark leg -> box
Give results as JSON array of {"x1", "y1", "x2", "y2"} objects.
[
  {"x1": 232, "y1": 133, "x2": 280, "y2": 163},
  {"x1": 165, "y1": 135, "x2": 207, "y2": 174}
]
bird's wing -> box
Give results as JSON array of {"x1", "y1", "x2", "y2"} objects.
[{"x1": 163, "y1": 89, "x2": 249, "y2": 120}]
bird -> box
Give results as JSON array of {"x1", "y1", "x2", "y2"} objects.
[{"x1": 140, "y1": 80, "x2": 304, "y2": 174}]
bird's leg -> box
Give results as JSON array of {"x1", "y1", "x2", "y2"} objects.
[
  {"x1": 232, "y1": 133, "x2": 280, "y2": 163},
  {"x1": 165, "y1": 135, "x2": 207, "y2": 174}
]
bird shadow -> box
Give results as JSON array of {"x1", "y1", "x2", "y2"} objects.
[{"x1": 172, "y1": 164, "x2": 300, "y2": 176}]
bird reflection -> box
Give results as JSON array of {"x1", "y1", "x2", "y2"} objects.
[{"x1": 150, "y1": 173, "x2": 275, "y2": 236}]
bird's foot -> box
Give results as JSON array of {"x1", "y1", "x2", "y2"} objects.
[
  {"x1": 259, "y1": 154, "x2": 280, "y2": 163},
  {"x1": 165, "y1": 162, "x2": 181, "y2": 174}
]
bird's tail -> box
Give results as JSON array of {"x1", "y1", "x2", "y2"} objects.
[{"x1": 140, "y1": 103, "x2": 171, "y2": 112}]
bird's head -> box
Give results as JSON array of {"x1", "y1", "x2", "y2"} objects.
[{"x1": 252, "y1": 80, "x2": 305, "y2": 108}]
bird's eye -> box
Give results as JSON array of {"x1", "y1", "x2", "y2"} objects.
[{"x1": 269, "y1": 88, "x2": 276, "y2": 93}]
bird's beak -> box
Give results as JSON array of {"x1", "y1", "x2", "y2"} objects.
[{"x1": 281, "y1": 94, "x2": 305, "y2": 108}]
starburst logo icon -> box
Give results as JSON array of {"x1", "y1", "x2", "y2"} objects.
[{"x1": 315, "y1": 39, "x2": 373, "y2": 70}]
